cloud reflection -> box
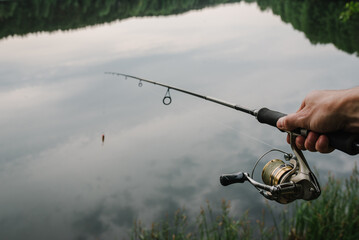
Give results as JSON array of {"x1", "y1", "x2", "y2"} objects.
[{"x1": 0, "y1": 2, "x2": 358, "y2": 239}]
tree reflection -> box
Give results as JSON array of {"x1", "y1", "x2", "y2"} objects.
[{"x1": 0, "y1": 0, "x2": 358, "y2": 56}]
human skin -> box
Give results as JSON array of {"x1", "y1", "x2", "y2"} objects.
[{"x1": 276, "y1": 87, "x2": 359, "y2": 153}]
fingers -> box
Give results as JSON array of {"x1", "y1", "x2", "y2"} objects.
[
  {"x1": 315, "y1": 135, "x2": 335, "y2": 153},
  {"x1": 286, "y1": 134, "x2": 305, "y2": 150},
  {"x1": 296, "y1": 136, "x2": 306, "y2": 150},
  {"x1": 304, "y1": 132, "x2": 320, "y2": 152},
  {"x1": 286, "y1": 132, "x2": 334, "y2": 153}
]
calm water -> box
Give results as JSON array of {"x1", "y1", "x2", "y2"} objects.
[{"x1": 0, "y1": 1, "x2": 358, "y2": 239}]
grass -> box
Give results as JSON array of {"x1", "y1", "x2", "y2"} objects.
[
  {"x1": 289, "y1": 166, "x2": 359, "y2": 240},
  {"x1": 131, "y1": 166, "x2": 359, "y2": 240},
  {"x1": 131, "y1": 200, "x2": 257, "y2": 240}
]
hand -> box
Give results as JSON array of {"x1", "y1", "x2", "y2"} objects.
[{"x1": 277, "y1": 87, "x2": 359, "y2": 153}]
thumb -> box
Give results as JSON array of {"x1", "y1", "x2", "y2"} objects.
[{"x1": 276, "y1": 113, "x2": 299, "y2": 131}]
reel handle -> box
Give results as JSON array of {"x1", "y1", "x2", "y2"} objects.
[
  {"x1": 220, "y1": 172, "x2": 247, "y2": 186},
  {"x1": 256, "y1": 107, "x2": 359, "y2": 155}
]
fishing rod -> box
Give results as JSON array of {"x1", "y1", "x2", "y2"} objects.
[
  {"x1": 105, "y1": 72, "x2": 358, "y2": 155},
  {"x1": 104, "y1": 73, "x2": 299, "y2": 133},
  {"x1": 106, "y1": 72, "x2": 359, "y2": 204}
]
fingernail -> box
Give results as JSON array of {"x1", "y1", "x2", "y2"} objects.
[{"x1": 277, "y1": 117, "x2": 284, "y2": 129}]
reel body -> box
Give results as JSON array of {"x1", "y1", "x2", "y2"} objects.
[{"x1": 220, "y1": 132, "x2": 321, "y2": 204}]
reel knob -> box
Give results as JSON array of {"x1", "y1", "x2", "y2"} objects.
[{"x1": 220, "y1": 172, "x2": 247, "y2": 186}]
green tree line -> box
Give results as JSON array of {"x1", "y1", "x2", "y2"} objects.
[
  {"x1": 254, "y1": 0, "x2": 359, "y2": 56},
  {"x1": 0, "y1": 0, "x2": 238, "y2": 38},
  {"x1": 0, "y1": 0, "x2": 358, "y2": 55}
]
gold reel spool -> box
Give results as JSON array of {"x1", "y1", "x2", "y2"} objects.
[{"x1": 262, "y1": 159, "x2": 293, "y2": 186}]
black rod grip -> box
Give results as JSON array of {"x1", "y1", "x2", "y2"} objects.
[
  {"x1": 327, "y1": 132, "x2": 359, "y2": 155},
  {"x1": 256, "y1": 107, "x2": 359, "y2": 155},
  {"x1": 256, "y1": 107, "x2": 286, "y2": 127}
]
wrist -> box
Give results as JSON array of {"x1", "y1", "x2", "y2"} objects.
[{"x1": 340, "y1": 87, "x2": 359, "y2": 132}]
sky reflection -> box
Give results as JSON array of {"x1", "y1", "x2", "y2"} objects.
[{"x1": 0, "y1": 2, "x2": 358, "y2": 239}]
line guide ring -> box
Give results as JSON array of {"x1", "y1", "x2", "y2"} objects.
[{"x1": 163, "y1": 88, "x2": 172, "y2": 105}]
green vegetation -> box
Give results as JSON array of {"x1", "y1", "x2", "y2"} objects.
[
  {"x1": 253, "y1": 0, "x2": 359, "y2": 56},
  {"x1": 0, "y1": 0, "x2": 238, "y2": 39},
  {"x1": 340, "y1": 1, "x2": 359, "y2": 22},
  {"x1": 0, "y1": 0, "x2": 358, "y2": 56},
  {"x1": 131, "y1": 166, "x2": 359, "y2": 239},
  {"x1": 290, "y1": 167, "x2": 359, "y2": 240}
]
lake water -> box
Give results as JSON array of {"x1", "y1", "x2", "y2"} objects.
[{"x1": 0, "y1": 1, "x2": 358, "y2": 239}]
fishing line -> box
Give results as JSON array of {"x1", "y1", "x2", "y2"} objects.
[
  {"x1": 100, "y1": 79, "x2": 107, "y2": 145},
  {"x1": 173, "y1": 100, "x2": 278, "y2": 150}
]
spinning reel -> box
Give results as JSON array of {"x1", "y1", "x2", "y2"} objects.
[{"x1": 220, "y1": 132, "x2": 321, "y2": 204}]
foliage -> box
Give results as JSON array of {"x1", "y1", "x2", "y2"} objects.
[
  {"x1": 131, "y1": 166, "x2": 359, "y2": 240},
  {"x1": 131, "y1": 200, "x2": 255, "y2": 240},
  {"x1": 0, "y1": 0, "x2": 238, "y2": 39},
  {"x1": 253, "y1": 0, "x2": 359, "y2": 56},
  {"x1": 0, "y1": 0, "x2": 358, "y2": 56},
  {"x1": 340, "y1": 1, "x2": 359, "y2": 22},
  {"x1": 289, "y1": 165, "x2": 359, "y2": 240}
]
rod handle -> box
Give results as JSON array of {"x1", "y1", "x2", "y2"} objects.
[
  {"x1": 256, "y1": 107, "x2": 286, "y2": 127},
  {"x1": 256, "y1": 107, "x2": 359, "y2": 155}
]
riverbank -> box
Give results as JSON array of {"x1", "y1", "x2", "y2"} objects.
[{"x1": 131, "y1": 166, "x2": 359, "y2": 239}]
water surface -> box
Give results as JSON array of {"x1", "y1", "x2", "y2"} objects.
[{"x1": 0, "y1": 1, "x2": 358, "y2": 239}]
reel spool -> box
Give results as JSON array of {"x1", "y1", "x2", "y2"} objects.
[
  {"x1": 220, "y1": 132, "x2": 321, "y2": 204},
  {"x1": 262, "y1": 159, "x2": 293, "y2": 186}
]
